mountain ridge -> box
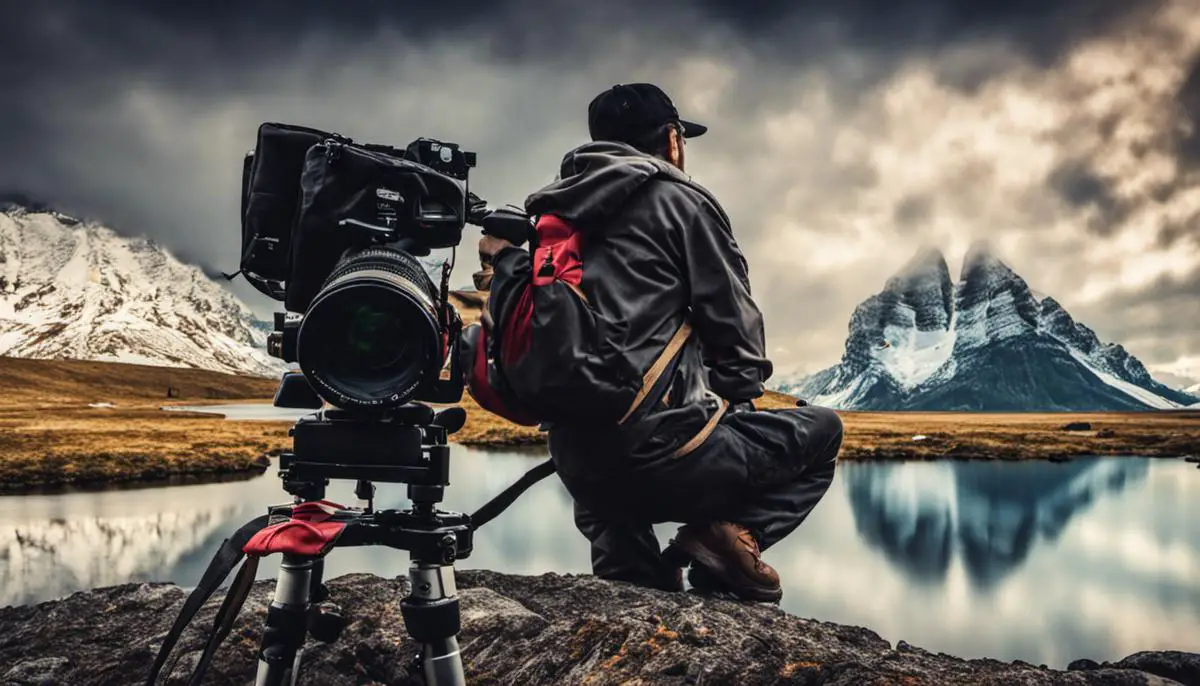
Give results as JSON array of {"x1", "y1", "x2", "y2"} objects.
[
  {"x1": 0, "y1": 204, "x2": 284, "y2": 378},
  {"x1": 778, "y1": 243, "x2": 1199, "y2": 411}
]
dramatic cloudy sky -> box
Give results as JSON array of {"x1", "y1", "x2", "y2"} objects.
[{"x1": 2, "y1": 0, "x2": 1199, "y2": 383}]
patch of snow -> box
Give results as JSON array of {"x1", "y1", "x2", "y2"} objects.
[
  {"x1": 1069, "y1": 350, "x2": 1181, "y2": 410},
  {"x1": 876, "y1": 320, "x2": 957, "y2": 391},
  {"x1": 912, "y1": 435, "x2": 928, "y2": 441},
  {"x1": 806, "y1": 371, "x2": 872, "y2": 410},
  {"x1": 87, "y1": 402, "x2": 115, "y2": 408}
]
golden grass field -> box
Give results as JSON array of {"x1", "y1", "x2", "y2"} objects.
[{"x1": 0, "y1": 354, "x2": 1197, "y2": 492}]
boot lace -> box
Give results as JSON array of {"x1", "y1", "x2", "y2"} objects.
[{"x1": 723, "y1": 523, "x2": 771, "y2": 574}]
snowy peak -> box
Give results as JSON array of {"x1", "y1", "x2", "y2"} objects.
[
  {"x1": 958, "y1": 240, "x2": 1002, "y2": 279},
  {"x1": 837, "y1": 248, "x2": 958, "y2": 393},
  {"x1": 954, "y1": 241, "x2": 1041, "y2": 352},
  {"x1": 779, "y1": 245, "x2": 1197, "y2": 411},
  {"x1": 0, "y1": 207, "x2": 284, "y2": 377},
  {"x1": 885, "y1": 246, "x2": 954, "y2": 331}
]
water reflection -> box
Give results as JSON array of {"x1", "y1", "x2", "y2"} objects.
[
  {"x1": 0, "y1": 451, "x2": 1195, "y2": 668},
  {"x1": 0, "y1": 508, "x2": 241, "y2": 606},
  {"x1": 0, "y1": 447, "x2": 595, "y2": 608},
  {"x1": 846, "y1": 459, "x2": 1149, "y2": 589}
]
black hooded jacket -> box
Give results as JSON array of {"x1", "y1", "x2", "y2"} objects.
[{"x1": 489, "y1": 140, "x2": 773, "y2": 461}]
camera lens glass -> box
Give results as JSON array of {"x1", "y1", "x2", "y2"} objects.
[
  {"x1": 298, "y1": 247, "x2": 440, "y2": 410},
  {"x1": 344, "y1": 303, "x2": 405, "y2": 370}
]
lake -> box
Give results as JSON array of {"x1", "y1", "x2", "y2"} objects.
[{"x1": 0, "y1": 423, "x2": 1196, "y2": 668}]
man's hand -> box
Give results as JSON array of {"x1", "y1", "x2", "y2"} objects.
[{"x1": 478, "y1": 235, "x2": 514, "y2": 264}]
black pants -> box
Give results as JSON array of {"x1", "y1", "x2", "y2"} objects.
[{"x1": 551, "y1": 405, "x2": 843, "y2": 590}]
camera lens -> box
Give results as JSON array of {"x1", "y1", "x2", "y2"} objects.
[
  {"x1": 343, "y1": 303, "x2": 406, "y2": 369},
  {"x1": 297, "y1": 247, "x2": 441, "y2": 411}
]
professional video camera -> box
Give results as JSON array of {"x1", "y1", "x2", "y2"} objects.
[
  {"x1": 237, "y1": 123, "x2": 486, "y2": 413},
  {"x1": 148, "y1": 123, "x2": 547, "y2": 686}
]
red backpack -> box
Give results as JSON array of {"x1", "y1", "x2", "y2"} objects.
[{"x1": 461, "y1": 213, "x2": 691, "y2": 427}]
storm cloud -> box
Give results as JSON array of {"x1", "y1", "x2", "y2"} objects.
[{"x1": 1, "y1": 0, "x2": 1198, "y2": 383}]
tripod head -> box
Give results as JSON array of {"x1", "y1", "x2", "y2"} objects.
[
  {"x1": 274, "y1": 370, "x2": 465, "y2": 497},
  {"x1": 271, "y1": 370, "x2": 474, "y2": 558}
]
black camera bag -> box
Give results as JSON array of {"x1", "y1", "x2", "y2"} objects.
[
  {"x1": 239, "y1": 122, "x2": 349, "y2": 300},
  {"x1": 285, "y1": 140, "x2": 467, "y2": 313}
]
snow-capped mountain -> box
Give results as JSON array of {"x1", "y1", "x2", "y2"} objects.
[
  {"x1": 0, "y1": 202, "x2": 285, "y2": 377},
  {"x1": 778, "y1": 242, "x2": 1200, "y2": 411}
]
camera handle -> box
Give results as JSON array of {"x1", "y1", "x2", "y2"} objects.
[{"x1": 469, "y1": 205, "x2": 534, "y2": 292}]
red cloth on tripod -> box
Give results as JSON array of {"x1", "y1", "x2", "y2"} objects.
[{"x1": 243, "y1": 500, "x2": 349, "y2": 558}]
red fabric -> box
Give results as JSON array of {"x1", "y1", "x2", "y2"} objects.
[
  {"x1": 243, "y1": 501, "x2": 349, "y2": 558},
  {"x1": 531, "y1": 215, "x2": 584, "y2": 287},
  {"x1": 467, "y1": 322, "x2": 540, "y2": 426},
  {"x1": 500, "y1": 286, "x2": 534, "y2": 366}
]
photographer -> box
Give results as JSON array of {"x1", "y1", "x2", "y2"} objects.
[{"x1": 479, "y1": 83, "x2": 843, "y2": 603}]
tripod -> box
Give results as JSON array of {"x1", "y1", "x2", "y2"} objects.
[
  {"x1": 145, "y1": 397, "x2": 555, "y2": 686},
  {"x1": 254, "y1": 492, "x2": 472, "y2": 685},
  {"x1": 253, "y1": 403, "x2": 474, "y2": 686}
]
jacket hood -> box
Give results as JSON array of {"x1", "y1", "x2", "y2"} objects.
[{"x1": 524, "y1": 141, "x2": 689, "y2": 225}]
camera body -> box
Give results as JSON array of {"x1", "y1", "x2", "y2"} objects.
[{"x1": 238, "y1": 123, "x2": 478, "y2": 412}]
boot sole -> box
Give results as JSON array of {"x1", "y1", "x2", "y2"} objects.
[{"x1": 670, "y1": 538, "x2": 783, "y2": 603}]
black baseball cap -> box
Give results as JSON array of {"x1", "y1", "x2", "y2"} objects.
[{"x1": 588, "y1": 83, "x2": 708, "y2": 144}]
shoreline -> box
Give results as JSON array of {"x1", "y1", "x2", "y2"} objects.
[
  {"x1": 0, "y1": 357, "x2": 1195, "y2": 494},
  {"x1": 5, "y1": 449, "x2": 1191, "y2": 497},
  {"x1": 0, "y1": 402, "x2": 1195, "y2": 494}
]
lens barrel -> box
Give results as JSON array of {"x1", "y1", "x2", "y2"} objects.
[{"x1": 297, "y1": 247, "x2": 441, "y2": 411}]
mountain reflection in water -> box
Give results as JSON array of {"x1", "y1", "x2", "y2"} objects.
[
  {"x1": 846, "y1": 458, "x2": 1148, "y2": 589},
  {"x1": 0, "y1": 449, "x2": 1195, "y2": 668}
]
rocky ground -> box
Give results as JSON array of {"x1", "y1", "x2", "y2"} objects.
[{"x1": 0, "y1": 571, "x2": 1196, "y2": 686}]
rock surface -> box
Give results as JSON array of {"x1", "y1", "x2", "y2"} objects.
[{"x1": 0, "y1": 571, "x2": 1196, "y2": 685}]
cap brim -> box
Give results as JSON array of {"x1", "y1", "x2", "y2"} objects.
[{"x1": 680, "y1": 119, "x2": 707, "y2": 138}]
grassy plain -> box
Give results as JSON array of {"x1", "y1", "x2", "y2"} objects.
[{"x1": 1, "y1": 354, "x2": 1197, "y2": 492}]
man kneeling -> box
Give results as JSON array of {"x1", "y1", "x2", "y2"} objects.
[{"x1": 477, "y1": 83, "x2": 843, "y2": 603}]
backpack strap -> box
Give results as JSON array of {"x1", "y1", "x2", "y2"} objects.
[
  {"x1": 618, "y1": 319, "x2": 693, "y2": 425},
  {"x1": 145, "y1": 513, "x2": 271, "y2": 686}
]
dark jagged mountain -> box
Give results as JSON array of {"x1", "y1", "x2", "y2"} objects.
[{"x1": 779, "y1": 243, "x2": 1199, "y2": 411}]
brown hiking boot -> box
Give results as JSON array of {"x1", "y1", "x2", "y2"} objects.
[{"x1": 667, "y1": 522, "x2": 782, "y2": 603}]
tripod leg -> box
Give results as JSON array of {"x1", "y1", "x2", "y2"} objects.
[
  {"x1": 401, "y1": 562, "x2": 466, "y2": 686},
  {"x1": 255, "y1": 555, "x2": 313, "y2": 686}
]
